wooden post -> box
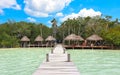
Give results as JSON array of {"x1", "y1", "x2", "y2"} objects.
[
  {"x1": 63, "y1": 49, "x2": 65, "y2": 54},
  {"x1": 63, "y1": 47, "x2": 66, "y2": 54},
  {"x1": 111, "y1": 44, "x2": 114, "y2": 49},
  {"x1": 51, "y1": 49, "x2": 53, "y2": 53},
  {"x1": 46, "y1": 54, "x2": 49, "y2": 62},
  {"x1": 67, "y1": 54, "x2": 70, "y2": 62}
]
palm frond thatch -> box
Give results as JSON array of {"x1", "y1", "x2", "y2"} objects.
[
  {"x1": 64, "y1": 34, "x2": 84, "y2": 41},
  {"x1": 86, "y1": 34, "x2": 103, "y2": 41},
  {"x1": 45, "y1": 36, "x2": 56, "y2": 41},
  {"x1": 21, "y1": 36, "x2": 30, "y2": 42},
  {"x1": 34, "y1": 35, "x2": 43, "y2": 42}
]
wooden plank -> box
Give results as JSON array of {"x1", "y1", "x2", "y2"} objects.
[{"x1": 32, "y1": 44, "x2": 80, "y2": 75}]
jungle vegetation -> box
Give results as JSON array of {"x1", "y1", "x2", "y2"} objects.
[{"x1": 0, "y1": 16, "x2": 120, "y2": 48}]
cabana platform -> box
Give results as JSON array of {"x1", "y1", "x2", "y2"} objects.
[
  {"x1": 64, "y1": 45, "x2": 111, "y2": 49},
  {"x1": 63, "y1": 34, "x2": 111, "y2": 49},
  {"x1": 27, "y1": 44, "x2": 54, "y2": 47}
]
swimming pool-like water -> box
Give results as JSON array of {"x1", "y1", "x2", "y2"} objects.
[
  {"x1": 0, "y1": 48, "x2": 50, "y2": 75},
  {"x1": 0, "y1": 48, "x2": 120, "y2": 75},
  {"x1": 68, "y1": 50, "x2": 120, "y2": 75}
]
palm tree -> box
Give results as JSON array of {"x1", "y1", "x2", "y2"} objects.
[{"x1": 51, "y1": 18, "x2": 57, "y2": 38}]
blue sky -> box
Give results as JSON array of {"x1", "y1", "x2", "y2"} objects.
[{"x1": 0, "y1": 0, "x2": 120, "y2": 27}]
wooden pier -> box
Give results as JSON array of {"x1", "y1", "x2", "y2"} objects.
[{"x1": 32, "y1": 44, "x2": 80, "y2": 75}]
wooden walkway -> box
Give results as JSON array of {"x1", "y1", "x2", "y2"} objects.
[{"x1": 32, "y1": 44, "x2": 80, "y2": 75}]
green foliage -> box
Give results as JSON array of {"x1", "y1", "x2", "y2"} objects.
[
  {"x1": 0, "y1": 15, "x2": 120, "y2": 47},
  {"x1": 0, "y1": 32, "x2": 19, "y2": 47},
  {"x1": 0, "y1": 21, "x2": 52, "y2": 48},
  {"x1": 59, "y1": 16, "x2": 120, "y2": 46},
  {"x1": 102, "y1": 26, "x2": 120, "y2": 45}
]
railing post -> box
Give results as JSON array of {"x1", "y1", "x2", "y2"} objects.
[
  {"x1": 63, "y1": 48, "x2": 66, "y2": 54},
  {"x1": 46, "y1": 54, "x2": 49, "y2": 62},
  {"x1": 51, "y1": 49, "x2": 53, "y2": 54},
  {"x1": 67, "y1": 54, "x2": 70, "y2": 62}
]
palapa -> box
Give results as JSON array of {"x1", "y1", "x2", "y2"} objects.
[
  {"x1": 75, "y1": 35, "x2": 84, "y2": 41},
  {"x1": 64, "y1": 34, "x2": 84, "y2": 41},
  {"x1": 34, "y1": 35, "x2": 43, "y2": 42},
  {"x1": 21, "y1": 36, "x2": 30, "y2": 42},
  {"x1": 86, "y1": 34, "x2": 103, "y2": 41},
  {"x1": 45, "y1": 36, "x2": 56, "y2": 41}
]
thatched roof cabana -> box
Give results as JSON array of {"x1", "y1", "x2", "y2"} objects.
[
  {"x1": 45, "y1": 36, "x2": 56, "y2": 41},
  {"x1": 64, "y1": 34, "x2": 84, "y2": 41},
  {"x1": 75, "y1": 36, "x2": 84, "y2": 41},
  {"x1": 86, "y1": 34, "x2": 103, "y2": 41},
  {"x1": 20, "y1": 36, "x2": 30, "y2": 42},
  {"x1": 34, "y1": 35, "x2": 43, "y2": 42},
  {"x1": 20, "y1": 36, "x2": 30, "y2": 47},
  {"x1": 64, "y1": 34, "x2": 84, "y2": 46},
  {"x1": 64, "y1": 34, "x2": 76, "y2": 40}
]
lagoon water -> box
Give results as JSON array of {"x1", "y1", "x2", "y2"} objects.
[
  {"x1": 68, "y1": 50, "x2": 120, "y2": 75},
  {"x1": 0, "y1": 48, "x2": 120, "y2": 75},
  {"x1": 0, "y1": 48, "x2": 50, "y2": 75}
]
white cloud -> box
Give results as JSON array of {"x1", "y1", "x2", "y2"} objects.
[
  {"x1": 24, "y1": 0, "x2": 72, "y2": 17},
  {"x1": 60, "y1": 13, "x2": 79, "y2": 21},
  {"x1": 56, "y1": 12, "x2": 64, "y2": 17},
  {"x1": 79, "y1": 8, "x2": 101, "y2": 17},
  {"x1": 61, "y1": 8, "x2": 102, "y2": 21},
  {"x1": 27, "y1": 17, "x2": 36, "y2": 22},
  {"x1": 0, "y1": 0, "x2": 21, "y2": 14}
]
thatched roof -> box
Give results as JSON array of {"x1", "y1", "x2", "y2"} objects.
[
  {"x1": 64, "y1": 34, "x2": 84, "y2": 41},
  {"x1": 45, "y1": 36, "x2": 56, "y2": 41},
  {"x1": 86, "y1": 34, "x2": 103, "y2": 41},
  {"x1": 76, "y1": 36, "x2": 84, "y2": 41},
  {"x1": 21, "y1": 36, "x2": 30, "y2": 42},
  {"x1": 34, "y1": 35, "x2": 43, "y2": 42},
  {"x1": 64, "y1": 34, "x2": 76, "y2": 40}
]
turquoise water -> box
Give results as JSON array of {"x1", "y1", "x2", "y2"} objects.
[
  {"x1": 0, "y1": 48, "x2": 120, "y2": 75},
  {"x1": 68, "y1": 50, "x2": 120, "y2": 75},
  {"x1": 0, "y1": 48, "x2": 50, "y2": 75}
]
